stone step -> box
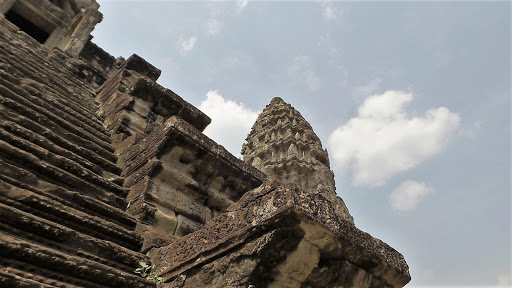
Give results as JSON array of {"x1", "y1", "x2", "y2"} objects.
[
  {"x1": 0, "y1": 126, "x2": 126, "y2": 196},
  {"x1": 0, "y1": 15, "x2": 157, "y2": 288},
  {"x1": 0, "y1": 20, "x2": 103, "y2": 121},
  {"x1": 0, "y1": 259, "x2": 110, "y2": 288},
  {"x1": 0, "y1": 50, "x2": 110, "y2": 136},
  {"x1": 0, "y1": 234, "x2": 155, "y2": 288},
  {"x1": 0, "y1": 171, "x2": 135, "y2": 231},
  {"x1": 0, "y1": 179, "x2": 140, "y2": 251},
  {"x1": 1, "y1": 258, "x2": 154, "y2": 288},
  {"x1": 0, "y1": 120, "x2": 119, "y2": 178},
  {"x1": 0, "y1": 43, "x2": 104, "y2": 131},
  {"x1": 0, "y1": 202, "x2": 144, "y2": 269},
  {"x1": 0, "y1": 92, "x2": 117, "y2": 165},
  {"x1": 0, "y1": 77, "x2": 115, "y2": 154},
  {"x1": 0, "y1": 67, "x2": 111, "y2": 142},
  {"x1": 0, "y1": 266, "x2": 81, "y2": 288},
  {"x1": 0, "y1": 39, "x2": 107, "y2": 126},
  {"x1": 96, "y1": 69, "x2": 125, "y2": 103},
  {"x1": 0, "y1": 140, "x2": 127, "y2": 210},
  {"x1": 0, "y1": 108, "x2": 120, "y2": 175}
]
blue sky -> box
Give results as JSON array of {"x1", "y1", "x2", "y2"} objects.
[{"x1": 92, "y1": 1, "x2": 510, "y2": 286}]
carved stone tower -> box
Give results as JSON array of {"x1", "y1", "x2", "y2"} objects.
[{"x1": 242, "y1": 97, "x2": 354, "y2": 223}]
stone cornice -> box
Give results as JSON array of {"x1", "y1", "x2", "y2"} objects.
[{"x1": 152, "y1": 181, "x2": 410, "y2": 287}]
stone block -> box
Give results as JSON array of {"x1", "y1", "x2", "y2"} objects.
[
  {"x1": 153, "y1": 204, "x2": 178, "y2": 235},
  {"x1": 152, "y1": 182, "x2": 178, "y2": 210},
  {"x1": 125, "y1": 54, "x2": 161, "y2": 81},
  {"x1": 174, "y1": 214, "x2": 202, "y2": 237},
  {"x1": 175, "y1": 193, "x2": 206, "y2": 223},
  {"x1": 135, "y1": 223, "x2": 176, "y2": 253},
  {"x1": 206, "y1": 191, "x2": 234, "y2": 211}
]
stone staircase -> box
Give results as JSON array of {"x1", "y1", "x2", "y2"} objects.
[{"x1": 0, "y1": 15, "x2": 155, "y2": 288}]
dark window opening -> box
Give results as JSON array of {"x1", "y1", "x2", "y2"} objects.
[{"x1": 5, "y1": 10, "x2": 50, "y2": 44}]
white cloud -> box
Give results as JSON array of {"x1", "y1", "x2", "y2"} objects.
[
  {"x1": 497, "y1": 274, "x2": 511, "y2": 287},
  {"x1": 207, "y1": 18, "x2": 223, "y2": 36},
  {"x1": 390, "y1": 180, "x2": 434, "y2": 211},
  {"x1": 328, "y1": 90, "x2": 460, "y2": 187},
  {"x1": 178, "y1": 36, "x2": 197, "y2": 54},
  {"x1": 319, "y1": 0, "x2": 340, "y2": 21},
  {"x1": 288, "y1": 56, "x2": 322, "y2": 91},
  {"x1": 236, "y1": 0, "x2": 248, "y2": 12},
  {"x1": 199, "y1": 90, "x2": 259, "y2": 157}
]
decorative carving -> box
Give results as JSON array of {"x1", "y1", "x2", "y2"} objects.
[
  {"x1": 152, "y1": 181, "x2": 411, "y2": 287},
  {"x1": 287, "y1": 143, "x2": 298, "y2": 159}
]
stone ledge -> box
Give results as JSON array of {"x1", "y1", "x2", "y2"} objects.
[
  {"x1": 123, "y1": 115, "x2": 267, "y2": 188},
  {"x1": 128, "y1": 76, "x2": 211, "y2": 132},
  {"x1": 152, "y1": 181, "x2": 410, "y2": 288},
  {"x1": 96, "y1": 63, "x2": 211, "y2": 135},
  {"x1": 125, "y1": 54, "x2": 161, "y2": 82}
]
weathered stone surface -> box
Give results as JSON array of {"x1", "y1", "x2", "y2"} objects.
[
  {"x1": 116, "y1": 115, "x2": 267, "y2": 249},
  {"x1": 125, "y1": 54, "x2": 161, "y2": 82},
  {"x1": 0, "y1": 13, "x2": 154, "y2": 287},
  {"x1": 79, "y1": 40, "x2": 117, "y2": 78},
  {"x1": 96, "y1": 64, "x2": 211, "y2": 138},
  {"x1": 242, "y1": 97, "x2": 354, "y2": 224},
  {"x1": 152, "y1": 181, "x2": 410, "y2": 288}
]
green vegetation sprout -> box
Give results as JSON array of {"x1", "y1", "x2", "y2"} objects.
[{"x1": 135, "y1": 261, "x2": 163, "y2": 284}]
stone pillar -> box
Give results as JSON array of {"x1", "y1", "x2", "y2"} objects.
[{"x1": 62, "y1": 8, "x2": 101, "y2": 55}]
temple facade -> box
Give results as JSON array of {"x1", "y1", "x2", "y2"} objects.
[{"x1": 0, "y1": 1, "x2": 410, "y2": 287}]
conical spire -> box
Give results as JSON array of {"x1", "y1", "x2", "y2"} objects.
[{"x1": 242, "y1": 97, "x2": 353, "y2": 223}]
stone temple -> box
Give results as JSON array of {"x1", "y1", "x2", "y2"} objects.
[{"x1": 0, "y1": 1, "x2": 410, "y2": 287}]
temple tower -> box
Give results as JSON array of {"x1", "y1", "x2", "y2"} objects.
[{"x1": 242, "y1": 97, "x2": 354, "y2": 223}]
